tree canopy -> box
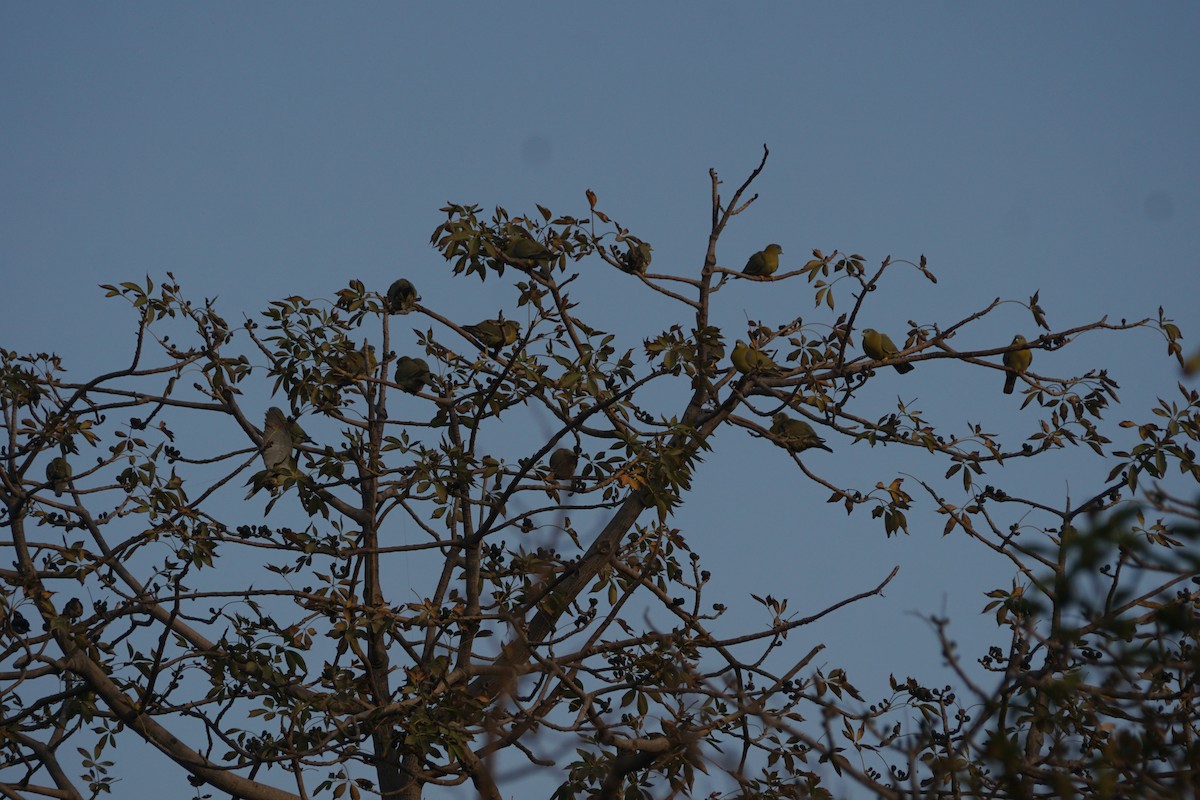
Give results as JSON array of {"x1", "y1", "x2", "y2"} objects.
[{"x1": 3, "y1": 151, "x2": 1198, "y2": 800}]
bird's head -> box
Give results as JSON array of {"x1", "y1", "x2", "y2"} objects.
[{"x1": 765, "y1": 244, "x2": 783, "y2": 255}]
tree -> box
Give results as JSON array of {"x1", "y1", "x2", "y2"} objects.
[{"x1": 2, "y1": 149, "x2": 1197, "y2": 799}]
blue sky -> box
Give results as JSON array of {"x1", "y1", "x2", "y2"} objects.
[{"x1": 3, "y1": 3, "x2": 1198, "y2": 797}]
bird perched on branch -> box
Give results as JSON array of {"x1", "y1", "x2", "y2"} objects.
[
  {"x1": 386, "y1": 279, "x2": 420, "y2": 314},
  {"x1": 743, "y1": 244, "x2": 783, "y2": 278},
  {"x1": 465, "y1": 318, "x2": 521, "y2": 352},
  {"x1": 328, "y1": 346, "x2": 371, "y2": 386},
  {"x1": 46, "y1": 456, "x2": 71, "y2": 497},
  {"x1": 620, "y1": 239, "x2": 653, "y2": 274},
  {"x1": 394, "y1": 356, "x2": 431, "y2": 394},
  {"x1": 861, "y1": 328, "x2": 914, "y2": 374},
  {"x1": 770, "y1": 413, "x2": 833, "y2": 453},
  {"x1": 1003, "y1": 334, "x2": 1032, "y2": 394},
  {"x1": 262, "y1": 407, "x2": 297, "y2": 473},
  {"x1": 549, "y1": 447, "x2": 579, "y2": 482},
  {"x1": 246, "y1": 407, "x2": 300, "y2": 498},
  {"x1": 62, "y1": 597, "x2": 84, "y2": 620},
  {"x1": 732, "y1": 340, "x2": 783, "y2": 375},
  {"x1": 505, "y1": 233, "x2": 553, "y2": 265}
]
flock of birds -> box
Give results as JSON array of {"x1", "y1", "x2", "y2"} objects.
[
  {"x1": 38, "y1": 241, "x2": 1035, "y2": 547},
  {"x1": 21, "y1": 241, "x2": 1039, "y2": 632}
]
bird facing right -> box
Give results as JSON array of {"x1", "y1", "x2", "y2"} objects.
[
  {"x1": 770, "y1": 413, "x2": 832, "y2": 453},
  {"x1": 861, "y1": 328, "x2": 914, "y2": 374},
  {"x1": 742, "y1": 244, "x2": 783, "y2": 278}
]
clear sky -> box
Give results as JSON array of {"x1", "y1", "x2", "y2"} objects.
[{"x1": 3, "y1": 3, "x2": 1198, "y2": 797}]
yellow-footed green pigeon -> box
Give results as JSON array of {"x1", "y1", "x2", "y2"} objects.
[
  {"x1": 386, "y1": 279, "x2": 420, "y2": 314},
  {"x1": 770, "y1": 413, "x2": 832, "y2": 453},
  {"x1": 46, "y1": 456, "x2": 71, "y2": 497},
  {"x1": 743, "y1": 244, "x2": 783, "y2": 278},
  {"x1": 465, "y1": 318, "x2": 520, "y2": 352},
  {"x1": 1003, "y1": 334, "x2": 1032, "y2": 394},
  {"x1": 732, "y1": 339, "x2": 783, "y2": 375},
  {"x1": 861, "y1": 328, "x2": 914, "y2": 374},
  {"x1": 549, "y1": 447, "x2": 579, "y2": 483},
  {"x1": 395, "y1": 356, "x2": 432, "y2": 394},
  {"x1": 621, "y1": 239, "x2": 653, "y2": 274}
]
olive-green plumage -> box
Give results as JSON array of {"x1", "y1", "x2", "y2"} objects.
[
  {"x1": 770, "y1": 413, "x2": 833, "y2": 453},
  {"x1": 329, "y1": 347, "x2": 370, "y2": 386},
  {"x1": 386, "y1": 279, "x2": 420, "y2": 314},
  {"x1": 732, "y1": 339, "x2": 783, "y2": 375},
  {"x1": 465, "y1": 318, "x2": 521, "y2": 351},
  {"x1": 861, "y1": 328, "x2": 914, "y2": 374},
  {"x1": 46, "y1": 456, "x2": 71, "y2": 497},
  {"x1": 621, "y1": 240, "x2": 653, "y2": 274},
  {"x1": 506, "y1": 234, "x2": 552, "y2": 263},
  {"x1": 62, "y1": 597, "x2": 84, "y2": 620},
  {"x1": 394, "y1": 356, "x2": 432, "y2": 394},
  {"x1": 743, "y1": 244, "x2": 783, "y2": 278},
  {"x1": 1003, "y1": 334, "x2": 1032, "y2": 394},
  {"x1": 549, "y1": 448, "x2": 579, "y2": 482}
]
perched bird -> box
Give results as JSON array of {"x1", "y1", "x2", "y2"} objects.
[
  {"x1": 46, "y1": 456, "x2": 71, "y2": 497},
  {"x1": 549, "y1": 447, "x2": 579, "y2": 483},
  {"x1": 732, "y1": 340, "x2": 783, "y2": 375},
  {"x1": 62, "y1": 597, "x2": 84, "y2": 620},
  {"x1": 770, "y1": 413, "x2": 833, "y2": 453},
  {"x1": 861, "y1": 328, "x2": 914, "y2": 374},
  {"x1": 506, "y1": 234, "x2": 552, "y2": 264},
  {"x1": 465, "y1": 318, "x2": 521, "y2": 352},
  {"x1": 394, "y1": 356, "x2": 432, "y2": 394},
  {"x1": 8, "y1": 610, "x2": 30, "y2": 635},
  {"x1": 1029, "y1": 291, "x2": 1050, "y2": 331},
  {"x1": 1003, "y1": 334, "x2": 1032, "y2": 394},
  {"x1": 742, "y1": 244, "x2": 783, "y2": 278},
  {"x1": 262, "y1": 407, "x2": 297, "y2": 475},
  {"x1": 386, "y1": 279, "x2": 420, "y2": 314},
  {"x1": 248, "y1": 407, "x2": 299, "y2": 498},
  {"x1": 329, "y1": 347, "x2": 371, "y2": 386},
  {"x1": 620, "y1": 239, "x2": 653, "y2": 274}
]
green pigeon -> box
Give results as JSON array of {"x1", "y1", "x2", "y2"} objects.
[
  {"x1": 506, "y1": 233, "x2": 552, "y2": 263},
  {"x1": 731, "y1": 339, "x2": 783, "y2": 375},
  {"x1": 770, "y1": 413, "x2": 832, "y2": 453},
  {"x1": 46, "y1": 456, "x2": 71, "y2": 497},
  {"x1": 386, "y1": 279, "x2": 420, "y2": 314},
  {"x1": 329, "y1": 346, "x2": 371, "y2": 386},
  {"x1": 1003, "y1": 334, "x2": 1032, "y2": 394},
  {"x1": 465, "y1": 318, "x2": 521, "y2": 352},
  {"x1": 861, "y1": 328, "x2": 914, "y2": 374},
  {"x1": 620, "y1": 239, "x2": 653, "y2": 274},
  {"x1": 743, "y1": 244, "x2": 783, "y2": 278},
  {"x1": 247, "y1": 407, "x2": 299, "y2": 498},
  {"x1": 394, "y1": 356, "x2": 432, "y2": 394},
  {"x1": 262, "y1": 407, "x2": 297, "y2": 474},
  {"x1": 549, "y1": 447, "x2": 579, "y2": 483},
  {"x1": 62, "y1": 597, "x2": 84, "y2": 620}
]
